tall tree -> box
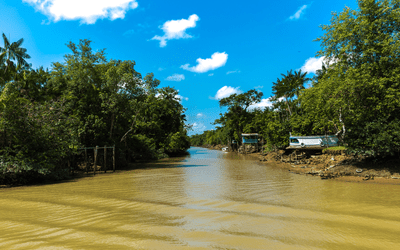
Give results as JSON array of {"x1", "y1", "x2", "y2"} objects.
[
  {"x1": 272, "y1": 69, "x2": 309, "y2": 117},
  {"x1": 215, "y1": 89, "x2": 263, "y2": 144},
  {"x1": 313, "y1": 0, "x2": 400, "y2": 156},
  {"x1": 0, "y1": 33, "x2": 31, "y2": 78}
]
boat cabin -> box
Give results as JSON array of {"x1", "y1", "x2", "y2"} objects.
[{"x1": 289, "y1": 135, "x2": 339, "y2": 148}]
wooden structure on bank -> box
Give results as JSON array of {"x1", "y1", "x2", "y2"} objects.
[
  {"x1": 78, "y1": 145, "x2": 115, "y2": 175},
  {"x1": 241, "y1": 133, "x2": 259, "y2": 153}
]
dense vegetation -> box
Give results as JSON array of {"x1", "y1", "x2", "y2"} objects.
[
  {"x1": 191, "y1": 0, "x2": 400, "y2": 158},
  {"x1": 0, "y1": 38, "x2": 190, "y2": 185}
]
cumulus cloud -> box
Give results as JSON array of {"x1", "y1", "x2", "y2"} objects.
[
  {"x1": 249, "y1": 98, "x2": 273, "y2": 110},
  {"x1": 151, "y1": 14, "x2": 199, "y2": 47},
  {"x1": 289, "y1": 5, "x2": 308, "y2": 20},
  {"x1": 196, "y1": 113, "x2": 204, "y2": 118},
  {"x1": 249, "y1": 97, "x2": 285, "y2": 110},
  {"x1": 301, "y1": 56, "x2": 326, "y2": 74},
  {"x1": 166, "y1": 74, "x2": 185, "y2": 82},
  {"x1": 181, "y1": 52, "x2": 228, "y2": 73},
  {"x1": 214, "y1": 86, "x2": 241, "y2": 100},
  {"x1": 23, "y1": 0, "x2": 138, "y2": 24}
]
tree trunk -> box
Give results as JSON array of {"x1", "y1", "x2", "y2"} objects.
[
  {"x1": 109, "y1": 113, "x2": 115, "y2": 140},
  {"x1": 285, "y1": 96, "x2": 292, "y2": 116}
]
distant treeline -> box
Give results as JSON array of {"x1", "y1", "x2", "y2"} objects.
[
  {"x1": 190, "y1": 0, "x2": 400, "y2": 158},
  {"x1": 0, "y1": 38, "x2": 190, "y2": 185}
]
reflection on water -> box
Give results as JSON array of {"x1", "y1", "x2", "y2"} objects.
[{"x1": 1, "y1": 147, "x2": 400, "y2": 249}]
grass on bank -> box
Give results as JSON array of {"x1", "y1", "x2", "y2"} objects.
[{"x1": 322, "y1": 146, "x2": 347, "y2": 152}]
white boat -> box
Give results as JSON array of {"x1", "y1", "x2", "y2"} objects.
[{"x1": 289, "y1": 135, "x2": 339, "y2": 148}]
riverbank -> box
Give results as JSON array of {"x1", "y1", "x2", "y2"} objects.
[
  {"x1": 257, "y1": 151, "x2": 400, "y2": 185},
  {"x1": 0, "y1": 152, "x2": 190, "y2": 188},
  {"x1": 202, "y1": 145, "x2": 400, "y2": 185}
]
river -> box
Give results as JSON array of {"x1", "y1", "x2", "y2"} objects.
[{"x1": 1, "y1": 147, "x2": 399, "y2": 249}]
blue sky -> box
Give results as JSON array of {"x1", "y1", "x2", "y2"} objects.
[{"x1": 1, "y1": 0, "x2": 358, "y2": 135}]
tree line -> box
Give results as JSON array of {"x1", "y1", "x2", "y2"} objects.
[
  {"x1": 0, "y1": 38, "x2": 190, "y2": 185},
  {"x1": 191, "y1": 0, "x2": 400, "y2": 159}
]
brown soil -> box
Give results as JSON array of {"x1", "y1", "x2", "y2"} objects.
[
  {"x1": 204, "y1": 145, "x2": 400, "y2": 185},
  {"x1": 256, "y1": 150, "x2": 400, "y2": 184}
]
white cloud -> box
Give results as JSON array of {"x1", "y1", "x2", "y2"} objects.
[
  {"x1": 301, "y1": 56, "x2": 326, "y2": 74},
  {"x1": 214, "y1": 86, "x2": 241, "y2": 100},
  {"x1": 156, "y1": 92, "x2": 188, "y2": 102},
  {"x1": 196, "y1": 113, "x2": 204, "y2": 118},
  {"x1": 226, "y1": 70, "x2": 240, "y2": 75},
  {"x1": 151, "y1": 14, "x2": 199, "y2": 47},
  {"x1": 208, "y1": 73, "x2": 214, "y2": 76},
  {"x1": 23, "y1": 0, "x2": 138, "y2": 24},
  {"x1": 289, "y1": 5, "x2": 308, "y2": 20},
  {"x1": 192, "y1": 122, "x2": 206, "y2": 133},
  {"x1": 175, "y1": 94, "x2": 189, "y2": 102},
  {"x1": 249, "y1": 98, "x2": 273, "y2": 110},
  {"x1": 181, "y1": 52, "x2": 228, "y2": 73},
  {"x1": 166, "y1": 74, "x2": 185, "y2": 81},
  {"x1": 249, "y1": 97, "x2": 285, "y2": 110}
]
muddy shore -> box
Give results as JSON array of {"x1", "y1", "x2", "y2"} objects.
[{"x1": 200, "y1": 144, "x2": 400, "y2": 185}]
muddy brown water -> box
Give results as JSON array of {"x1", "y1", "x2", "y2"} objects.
[{"x1": 1, "y1": 147, "x2": 400, "y2": 249}]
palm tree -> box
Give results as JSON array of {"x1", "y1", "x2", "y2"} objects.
[
  {"x1": 272, "y1": 70, "x2": 295, "y2": 116},
  {"x1": 292, "y1": 69, "x2": 309, "y2": 98},
  {"x1": 0, "y1": 33, "x2": 31, "y2": 75},
  {"x1": 272, "y1": 69, "x2": 310, "y2": 116},
  {"x1": 313, "y1": 63, "x2": 328, "y2": 85}
]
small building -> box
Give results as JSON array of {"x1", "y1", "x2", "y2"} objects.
[
  {"x1": 241, "y1": 133, "x2": 260, "y2": 153},
  {"x1": 241, "y1": 133, "x2": 259, "y2": 144},
  {"x1": 289, "y1": 135, "x2": 339, "y2": 149}
]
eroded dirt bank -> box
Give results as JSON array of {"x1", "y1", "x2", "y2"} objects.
[
  {"x1": 257, "y1": 150, "x2": 400, "y2": 184},
  {"x1": 202, "y1": 145, "x2": 400, "y2": 185}
]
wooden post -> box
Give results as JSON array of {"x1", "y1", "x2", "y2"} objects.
[
  {"x1": 72, "y1": 155, "x2": 75, "y2": 176},
  {"x1": 262, "y1": 137, "x2": 264, "y2": 153},
  {"x1": 85, "y1": 148, "x2": 88, "y2": 174},
  {"x1": 104, "y1": 145, "x2": 107, "y2": 173},
  {"x1": 94, "y1": 146, "x2": 98, "y2": 175},
  {"x1": 113, "y1": 145, "x2": 115, "y2": 172}
]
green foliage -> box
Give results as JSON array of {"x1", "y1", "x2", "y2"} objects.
[
  {"x1": 0, "y1": 38, "x2": 190, "y2": 185},
  {"x1": 247, "y1": 108, "x2": 290, "y2": 150},
  {"x1": 215, "y1": 89, "x2": 262, "y2": 143},
  {"x1": 194, "y1": 1, "x2": 399, "y2": 158},
  {"x1": 312, "y1": 0, "x2": 400, "y2": 156},
  {"x1": 189, "y1": 133, "x2": 207, "y2": 146},
  {"x1": 0, "y1": 84, "x2": 80, "y2": 183},
  {"x1": 45, "y1": 39, "x2": 189, "y2": 160},
  {"x1": 0, "y1": 33, "x2": 31, "y2": 84},
  {"x1": 272, "y1": 69, "x2": 309, "y2": 117}
]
